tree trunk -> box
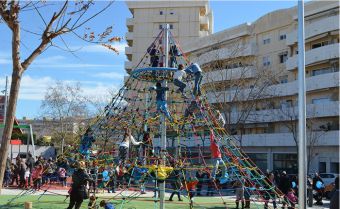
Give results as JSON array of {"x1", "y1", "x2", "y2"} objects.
[
  {"x1": 0, "y1": 71, "x2": 22, "y2": 192},
  {"x1": 0, "y1": 20, "x2": 23, "y2": 192}
]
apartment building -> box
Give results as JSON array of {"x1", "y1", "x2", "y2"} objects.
[
  {"x1": 18, "y1": 117, "x2": 85, "y2": 139},
  {"x1": 181, "y1": 1, "x2": 339, "y2": 174},
  {"x1": 125, "y1": 0, "x2": 213, "y2": 73}
]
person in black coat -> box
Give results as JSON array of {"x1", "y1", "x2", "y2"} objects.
[
  {"x1": 67, "y1": 161, "x2": 93, "y2": 209},
  {"x1": 330, "y1": 177, "x2": 339, "y2": 209},
  {"x1": 313, "y1": 173, "x2": 324, "y2": 205},
  {"x1": 278, "y1": 171, "x2": 291, "y2": 208}
]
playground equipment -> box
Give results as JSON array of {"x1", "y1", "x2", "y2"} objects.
[{"x1": 76, "y1": 24, "x2": 288, "y2": 209}]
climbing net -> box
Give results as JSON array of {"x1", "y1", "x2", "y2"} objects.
[{"x1": 73, "y1": 28, "x2": 290, "y2": 209}]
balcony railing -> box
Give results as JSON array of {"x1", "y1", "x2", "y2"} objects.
[
  {"x1": 125, "y1": 46, "x2": 133, "y2": 55},
  {"x1": 229, "y1": 101, "x2": 339, "y2": 124},
  {"x1": 236, "y1": 130, "x2": 339, "y2": 147},
  {"x1": 124, "y1": 61, "x2": 132, "y2": 70},
  {"x1": 126, "y1": 18, "x2": 133, "y2": 26},
  {"x1": 191, "y1": 43, "x2": 257, "y2": 65},
  {"x1": 206, "y1": 72, "x2": 339, "y2": 103},
  {"x1": 286, "y1": 43, "x2": 340, "y2": 70},
  {"x1": 286, "y1": 15, "x2": 340, "y2": 45},
  {"x1": 202, "y1": 66, "x2": 256, "y2": 84},
  {"x1": 125, "y1": 32, "x2": 133, "y2": 41}
]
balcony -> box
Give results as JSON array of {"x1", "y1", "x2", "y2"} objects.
[
  {"x1": 199, "y1": 30, "x2": 209, "y2": 37},
  {"x1": 125, "y1": 32, "x2": 133, "y2": 41},
  {"x1": 236, "y1": 130, "x2": 339, "y2": 147},
  {"x1": 206, "y1": 72, "x2": 339, "y2": 103},
  {"x1": 286, "y1": 15, "x2": 340, "y2": 45},
  {"x1": 199, "y1": 15, "x2": 209, "y2": 31},
  {"x1": 191, "y1": 43, "x2": 257, "y2": 65},
  {"x1": 200, "y1": 6, "x2": 207, "y2": 16},
  {"x1": 202, "y1": 66, "x2": 256, "y2": 84},
  {"x1": 286, "y1": 43, "x2": 340, "y2": 71},
  {"x1": 125, "y1": 46, "x2": 133, "y2": 55},
  {"x1": 124, "y1": 61, "x2": 132, "y2": 71},
  {"x1": 126, "y1": 18, "x2": 133, "y2": 26},
  {"x1": 230, "y1": 101, "x2": 340, "y2": 124}
]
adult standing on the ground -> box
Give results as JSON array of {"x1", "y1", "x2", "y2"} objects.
[
  {"x1": 168, "y1": 163, "x2": 183, "y2": 201},
  {"x1": 19, "y1": 159, "x2": 27, "y2": 188},
  {"x1": 185, "y1": 63, "x2": 203, "y2": 96},
  {"x1": 67, "y1": 161, "x2": 93, "y2": 209},
  {"x1": 278, "y1": 171, "x2": 291, "y2": 208},
  {"x1": 3, "y1": 157, "x2": 11, "y2": 187},
  {"x1": 264, "y1": 172, "x2": 277, "y2": 209},
  {"x1": 330, "y1": 176, "x2": 339, "y2": 209},
  {"x1": 26, "y1": 153, "x2": 35, "y2": 186},
  {"x1": 313, "y1": 172, "x2": 324, "y2": 205}
]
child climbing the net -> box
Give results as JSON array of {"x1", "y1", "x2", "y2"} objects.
[
  {"x1": 185, "y1": 63, "x2": 203, "y2": 96},
  {"x1": 119, "y1": 128, "x2": 143, "y2": 167},
  {"x1": 149, "y1": 82, "x2": 173, "y2": 122},
  {"x1": 210, "y1": 129, "x2": 228, "y2": 180},
  {"x1": 173, "y1": 64, "x2": 187, "y2": 99}
]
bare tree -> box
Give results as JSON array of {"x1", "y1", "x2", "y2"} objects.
[
  {"x1": 202, "y1": 42, "x2": 276, "y2": 146},
  {"x1": 41, "y1": 81, "x2": 89, "y2": 153},
  {"x1": 277, "y1": 103, "x2": 330, "y2": 173},
  {"x1": 0, "y1": 0, "x2": 119, "y2": 190}
]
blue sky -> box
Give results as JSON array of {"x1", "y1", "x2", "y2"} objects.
[{"x1": 0, "y1": 1, "x2": 298, "y2": 119}]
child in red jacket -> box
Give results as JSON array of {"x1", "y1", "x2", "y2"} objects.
[{"x1": 210, "y1": 129, "x2": 227, "y2": 179}]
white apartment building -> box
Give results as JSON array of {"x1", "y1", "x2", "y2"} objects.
[
  {"x1": 182, "y1": 1, "x2": 339, "y2": 174},
  {"x1": 125, "y1": 0, "x2": 213, "y2": 73},
  {"x1": 124, "y1": 1, "x2": 339, "y2": 174}
]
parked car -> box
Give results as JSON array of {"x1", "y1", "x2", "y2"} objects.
[{"x1": 319, "y1": 173, "x2": 339, "y2": 186}]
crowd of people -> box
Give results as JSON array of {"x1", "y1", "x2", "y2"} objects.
[
  {"x1": 2, "y1": 150, "x2": 339, "y2": 209},
  {"x1": 3, "y1": 153, "x2": 69, "y2": 190}
]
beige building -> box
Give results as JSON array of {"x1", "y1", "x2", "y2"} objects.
[
  {"x1": 182, "y1": 1, "x2": 339, "y2": 174},
  {"x1": 124, "y1": 1, "x2": 339, "y2": 174},
  {"x1": 125, "y1": 0, "x2": 213, "y2": 73}
]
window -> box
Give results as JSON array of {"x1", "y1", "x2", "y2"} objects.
[
  {"x1": 247, "y1": 153, "x2": 267, "y2": 172},
  {"x1": 263, "y1": 38, "x2": 271, "y2": 45},
  {"x1": 279, "y1": 52, "x2": 288, "y2": 63},
  {"x1": 263, "y1": 56, "x2": 271, "y2": 66},
  {"x1": 312, "y1": 41, "x2": 329, "y2": 49},
  {"x1": 169, "y1": 24, "x2": 173, "y2": 29},
  {"x1": 279, "y1": 75, "x2": 288, "y2": 83},
  {"x1": 312, "y1": 68, "x2": 333, "y2": 76},
  {"x1": 273, "y1": 153, "x2": 298, "y2": 174},
  {"x1": 279, "y1": 34, "x2": 287, "y2": 40},
  {"x1": 331, "y1": 162, "x2": 339, "y2": 173},
  {"x1": 281, "y1": 100, "x2": 292, "y2": 108},
  {"x1": 159, "y1": 25, "x2": 163, "y2": 30},
  {"x1": 169, "y1": 9, "x2": 174, "y2": 15},
  {"x1": 319, "y1": 162, "x2": 326, "y2": 173},
  {"x1": 312, "y1": 98, "x2": 330, "y2": 105},
  {"x1": 159, "y1": 11, "x2": 163, "y2": 15}
]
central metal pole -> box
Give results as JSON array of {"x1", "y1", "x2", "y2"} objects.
[
  {"x1": 160, "y1": 23, "x2": 169, "y2": 209},
  {"x1": 297, "y1": 0, "x2": 307, "y2": 208}
]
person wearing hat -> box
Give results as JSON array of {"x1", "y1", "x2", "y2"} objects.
[
  {"x1": 67, "y1": 161, "x2": 93, "y2": 209},
  {"x1": 99, "y1": 200, "x2": 115, "y2": 209}
]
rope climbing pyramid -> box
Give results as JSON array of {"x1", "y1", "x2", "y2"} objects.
[{"x1": 77, "y1": 25, "x2": 289, "y2": 209}]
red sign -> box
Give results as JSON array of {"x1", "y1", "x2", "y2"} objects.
[{"x1": 10, "y1": 139, "x2": 22, "y2": 145}]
